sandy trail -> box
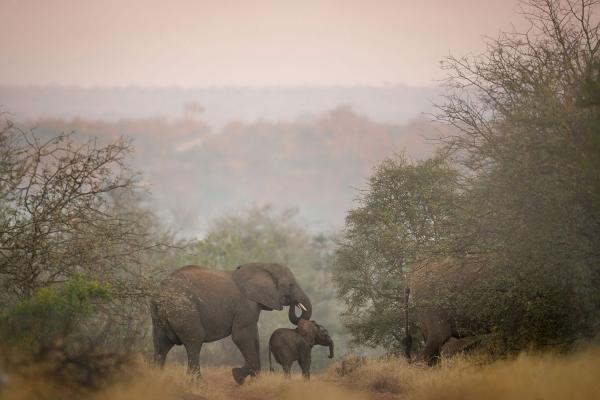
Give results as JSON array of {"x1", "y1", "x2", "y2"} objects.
[{"x1": 180, "y1": 367, "x2": 389, "y2": 400}]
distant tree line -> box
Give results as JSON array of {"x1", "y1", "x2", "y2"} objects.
[
  {"x1": 27, "y1": 105, "x2": 444, "y2": 236},
  {"x1": 333, "y1": 0, "x2": 600, "y2": 356}
]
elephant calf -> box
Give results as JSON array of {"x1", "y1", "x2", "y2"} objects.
[{"x1": 268, "y1": 319, "x2": 334, "y2": 379}]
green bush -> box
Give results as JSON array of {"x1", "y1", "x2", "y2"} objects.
[
  {"x1": 0, "y1": 276, "x2": 131, "y2": 390},
  {"x1": 1, "y1": 275, "x2": 111, "y2": 352}
]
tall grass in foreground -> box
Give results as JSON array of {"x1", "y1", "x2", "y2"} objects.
[
  {"x1": 1, "y1": 348, "x2": 599, "y2": 400},
  {"x1": 325, "y1": 349, "x2": 600, "y2": 400}
]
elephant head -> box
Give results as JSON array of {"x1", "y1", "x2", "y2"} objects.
[
  {"x1": 296, "y1": 320, "x2": 334, "y2": 358},
  {"x1": 232, "y1": 263, "x2": 312, "y2": 324},
  {"x1": 316, "y1": 323, "x2": 334, "y2": 358}
]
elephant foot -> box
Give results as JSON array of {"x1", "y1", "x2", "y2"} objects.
[
  {"x1": 232, "y1": 367, "x2": 248, "y2": 385},
  {"x1": 190, "y1": 371, "x2": 202, "y2": 383}
]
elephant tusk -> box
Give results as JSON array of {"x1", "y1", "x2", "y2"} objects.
[{"x1": 297, "y1": 303, "x2": 308, "y2": 311}]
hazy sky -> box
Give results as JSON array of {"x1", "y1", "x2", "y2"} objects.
[{"x1": 1, "y1": 0, "x2": 524, "y2": 88}]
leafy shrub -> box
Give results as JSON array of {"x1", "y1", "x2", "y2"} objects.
[
  {"x1": 1, "y1": 275, "x2": 111, "y2": 351},
  {"x1": 0, "y1": 276, "x2": 136, "y2": 390}
]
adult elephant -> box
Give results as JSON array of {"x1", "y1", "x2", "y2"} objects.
[
  {"x1": 404, "y1": 257, "x2": 484, "y2": 365},
  {"x1": 150, "y1": 262, "x2": 312, "y2": 384}
]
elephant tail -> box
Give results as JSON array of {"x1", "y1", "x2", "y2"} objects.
[{"x1": 269, "y1": 340, "x2": 274, "y2": 372}]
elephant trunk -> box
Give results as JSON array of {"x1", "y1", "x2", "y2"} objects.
[
  {"x1": 327, "y1": 338, "x2": 334, "y2": 358},
  {"x1": 288, "y1": 287, "x2": 312, "y2": 325},
  {"x1": 288, "y1": 304, "x2": 299, "y2": 325}
]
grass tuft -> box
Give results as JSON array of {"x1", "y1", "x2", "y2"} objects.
[{"x1": 1, "y1": 347, "x2": 599, "y2": 399}]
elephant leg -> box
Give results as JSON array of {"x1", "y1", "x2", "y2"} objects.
[
  {"x1": 152, "y1": 316, "x2": 176, "y2": 368},
  {"x1": 282, "y1": 363, "x2": 292, "y2": 378},
  {"x1": 420, "y1": 335, "x2": 444, "y2": 365},
  {"x1": 153, "y1": 336, "x2": 174, "y2": 368},
  {"x1": 231, "y1": 324, "x2": 260, "y2": 385},
  {"x1": 184, "y1": 341, "x2": 203, "y2": 378},
  {"x1": 418, "y1": 311, "x2": 454, "y2": 365},
  {"x1": 254, "y1": 335, "x2": 261, "y2": 371},
  {"x1": 299, "y1": 352, "x2": 311, "y2": 379}
]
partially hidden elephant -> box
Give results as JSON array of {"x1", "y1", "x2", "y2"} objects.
[
  {"x1": 150, "y1": 263, "x2": 312, "y2": 384},
  {"x1": 268, "y1": 319, "x2": 334, "y2": 379},
  {"x1": 405, "y1": 257, "x2": 483, "y2": 365}
]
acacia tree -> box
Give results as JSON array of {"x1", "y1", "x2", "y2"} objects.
[
  {"x1": 0, "y1": 118, "x2": 169, "y2": 302},
  {"x1": 0, "y1": 117, "x2": 179, "y2": 385}
]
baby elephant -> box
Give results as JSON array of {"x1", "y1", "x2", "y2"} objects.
[{"x1": 268, "y1": 319, "x2": 334, "y2": 379}]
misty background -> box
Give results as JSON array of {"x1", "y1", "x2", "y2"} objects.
[
  {"x1": 0, "y1": 0, "x2": 524, "y2": 236},
  {"x1": 0, "y1": 85, "x2": 446, "y2": 236}
]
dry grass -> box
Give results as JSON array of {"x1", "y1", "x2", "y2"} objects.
[
  {"x1": 326, "y1": 348, "x2": 600, "y2": 400},
  {"x1": 91, "y1": 363, "x2": 368, "y2": 400},
  {"x1": 1, "y1": 348, "x2": 599, "y2": 400}
]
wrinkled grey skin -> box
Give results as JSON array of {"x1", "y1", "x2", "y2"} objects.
[
  {"x1": 403, "y1": 283, "x2": 461, "y2": 365},
  {"x1": 151, "y1": 263, "x2": 312, "y2": 384},
  {"x1": 268, "y1": 319, "x2": 334, "y2": 379},
  {"x1": 404, "y1": 259, "x2": 480, "y2": 365},
  {"x1": 412, "y1": 303, "x2": 460, "y2": 365}
]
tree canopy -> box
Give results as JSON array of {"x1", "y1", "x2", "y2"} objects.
[{"x1": 333, "y1": 0, "x2": 600, "y2": 355}]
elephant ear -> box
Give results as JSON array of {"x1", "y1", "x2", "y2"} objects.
[{"x1": 232, "y1": 263, "x2": 283, "y2": 310}]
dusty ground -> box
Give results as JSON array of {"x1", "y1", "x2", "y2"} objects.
[{"x1": 2, "y1": 347, "x2": 599, "y2": 400}]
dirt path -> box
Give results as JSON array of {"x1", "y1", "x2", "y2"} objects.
[{"x1": 181, "y1": 368, "x2": 397, "y2": 400}]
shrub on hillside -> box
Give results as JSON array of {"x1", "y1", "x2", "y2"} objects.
[{"x1": 0, "y1": 276, "x2": 136, "y2": 390}]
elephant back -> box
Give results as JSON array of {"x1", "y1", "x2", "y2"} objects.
[{"x1": 409, "y1": 257, "x2": 456, "y2": 308}]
